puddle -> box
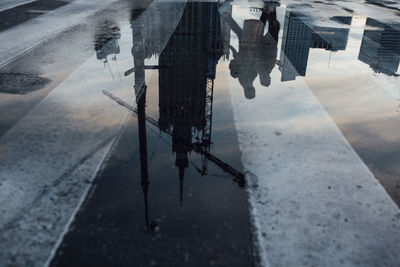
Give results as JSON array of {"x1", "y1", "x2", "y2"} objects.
[{"x1": 0, "y1": 0, "x2": 399, "y2": 266}]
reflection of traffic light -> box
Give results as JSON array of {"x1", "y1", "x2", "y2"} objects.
[{"x1": 94, "y1": 21, "x2": 121, "y2": 62}]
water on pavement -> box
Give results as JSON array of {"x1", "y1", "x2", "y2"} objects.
[{"x1": 0, "y1": 0, "x2": 399, "y2": 266}]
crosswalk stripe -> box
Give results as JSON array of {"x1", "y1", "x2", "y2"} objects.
[{"x1": 0, "y1": 0, "x2": 36, "y2": 12}]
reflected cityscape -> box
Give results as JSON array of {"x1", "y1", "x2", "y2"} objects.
[
  {"x1": 98, "y1": 2, "x2": 246, "y2": 231},
  {"x1": 280, "y1": 11, "x2": 400, "y2": 80},
  {"x1": 359, "y1": 18, "x2": 400, "y2": 76},
  {"x1": 1, "y1": 0, "x2": 399, "y2": 266},
  {"x1": 92, "y1": 2, "x2": 400, "y2": 231},
  {"x1": 280, "y1": 12, "x2": 352, "y2": 81}
]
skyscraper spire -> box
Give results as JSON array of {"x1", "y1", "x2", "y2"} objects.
[{"x1": 179, "y1": 166, "x2": 185, "y2": 207}]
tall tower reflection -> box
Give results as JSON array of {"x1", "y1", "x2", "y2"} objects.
[
  {"x1": 158, "y1": 2, "x2": 225, "y2": 205},
  {"x1": 129, "y1": 7, "x2": 175, "y2": 230},
  {"x1": 101, "y1": 3, "x2": 244, "y2": 231},
  {"x1": 98, "y1": 3, "x2": 243, "y2": 231},
  {"x1": 358, "y1": 18, "x2": 400, "y2": 76},
  {"x1": 131, "y1": 8, "x2": 151, "y2": 230}
]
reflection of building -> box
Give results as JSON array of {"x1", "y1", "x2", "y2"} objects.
[
  {"x1": 358, "y1": 18, "x2": 400, "y2": 76},
  {"x1": 331, "y1": 16, "x2": 352, "y2": 26},
  {"x1": 130, "y1": 8, "x2": 171, "y2": 59},
  {"x1": 280, "y1": 11, "x2": 351, "y2": 81},
  {"x1": 107, "y1": 3, "x2": 244, "y2": 230},
  {"x1": 314, "y1": 16, "x2": 351, "y2": 51},
  {"x1": 158, "y1": 3, "x2": 223, "y2": 184},
  {"x1": 311, "y1": 26, "x2": 349, "y2": 51},
  {"x1": 280, "y1": 12, "x2": 312, "y2": 81}
]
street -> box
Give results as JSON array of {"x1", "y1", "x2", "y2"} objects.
[{"x1": 0, "y1": 0, "x2": 399, "y2": 266}]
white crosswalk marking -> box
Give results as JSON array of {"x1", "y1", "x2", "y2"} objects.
[
  {"x1": 0, "y1": 1, "x2": 186, "y2": 266},
  {"x1": 0, "y1": 0, "x2": 121, "y2": 68},
  {"x1": 0, "y1": 0, "x2": 36, "y2": 12},
  {"x1": 225, "y1": 5, "x2": 400, "y2": 266}
]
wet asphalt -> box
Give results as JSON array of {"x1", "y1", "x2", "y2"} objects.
[{"x1": 0, "y1": 0, "x2": 399, "y2": 266}]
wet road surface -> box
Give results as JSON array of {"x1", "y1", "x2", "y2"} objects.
[{"x1": 0, "y1": 0, "x2": 399, "y2": 266}]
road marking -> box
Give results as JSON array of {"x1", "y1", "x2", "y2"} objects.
[
  {"x1": 0, "y1": 0, "x2": 36, "y2": 12},
  {"x1": 0, "y1": 0, "x2": 120, "y2": 68},
  {"x1": 0, "y1": 1, "x2": 187, "y2": 266},
  {"x1": 223, "y1": 4, "x2": 400, "y2": 266},
  {"x1": 225, "y1": 44, "x2": 400, "y2": 267}
]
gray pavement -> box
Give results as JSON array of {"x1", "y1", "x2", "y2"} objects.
[{"x1": 0, "y1": 0, "x2": 399, "y2": 266}]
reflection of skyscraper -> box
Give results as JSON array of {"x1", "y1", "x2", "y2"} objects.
[
  {"x1": 129, "y1": 2, "x2": 190, "y2": 227},
  {"x1": 331, "y1": 16, "x2": 352, "y2": 26},
  {"x1": 104, "y1": 3, "x2": 245, "y2": 231},
  {"x1": 358, "y1": 18, "x2": 400, "y2": 76},
  {"x1": 158, "y1": 3, "x2": 223, "y2": 198},
  {"x1": 311, "y1": 26, "x2": 350, "y2": 51},
  {"x1": 280, "y1": 12, "x2": 312, "y2": 81},
  {"x1": 280, "y1": 12, "x2": 351, "y2": 81}
]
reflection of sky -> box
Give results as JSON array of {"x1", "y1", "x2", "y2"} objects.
[
  {"x1": 224, "y1": 5, "x2": 400, "y2": 265},
  {"x1": 226, "y1": 0, "x2": 400, "y2": 198},
  {"x1": 232, "y1": 3, "x2": 394, "y2": 87},
  {"x1": 0, "y1": 1, "x2": 187, "y2": 251},
  {"x1": 211, "y1": 2, "x2": 399, "y2": 127},
  {"x1": 1, "y1": 1, "x2": 400, "y2": 265},
  {"x1": 306, "y1": 15, "x2": 399, "y2": 99}
]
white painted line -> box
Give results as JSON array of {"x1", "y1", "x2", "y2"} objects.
[
  {"x1": 0, "y1": 0, "x2": 120, "y2": 68},
  {"x1": 222, "y1": 4, "x2": 400, "y2": 264},
  {"x1": 0, "y1": 1, "x2": 187, "y2": 266},
  {"x1": 43, "y1": 138, "x2": 117, "y2": 267},
  {"x1": 226, "y1": 52, "x2": 400, "y2": 267},
  {"x1": 0, "y1": 0, "x2": 36, "y2": 12}
]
